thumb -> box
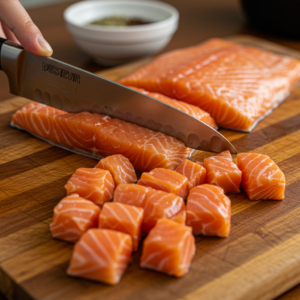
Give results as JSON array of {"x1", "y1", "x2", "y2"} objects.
[{"x1": 0, "y1": 0, "x2": 53, "y2": 57}]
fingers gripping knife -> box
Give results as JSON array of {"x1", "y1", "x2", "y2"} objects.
[{"x1": 0, "y1": 38, "x2": 237, "y2": 153}]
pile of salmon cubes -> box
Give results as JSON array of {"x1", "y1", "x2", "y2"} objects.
[{"x1": 50, "y1": 151, "x2": 285, "y2": 285}]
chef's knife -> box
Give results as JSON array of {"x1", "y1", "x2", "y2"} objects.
[{"x1": 0, "y1": 38, "x2": 237, "y2": 154}]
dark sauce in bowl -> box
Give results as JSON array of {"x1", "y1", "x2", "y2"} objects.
[{"x1": 88, "y1": 16, "x2": 153, "y2": 26}]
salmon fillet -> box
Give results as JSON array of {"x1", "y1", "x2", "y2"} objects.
[
  {"x1": 50, "y1": 194, "x2": 100, "y2": 243},
  {"x1": 64, "y1": 168, "x2": 115, "y2": 208},
  {"x1": 237, "y1": 153, "x2": 285, "y2": 200},
  {"x1": 67, "y1": 228, "x2": 132, "y2": 285},
  {"x1": 186, "y1": 184, "x2": 231, "y2": 237},
  {"x1": 127, "y1": 86, "x2": 217, "y2": 129},
  {"x1": 176, "y1": 159, "x2": 206, "y2": 189},
  {"x1": 119, "y1": 38, "x2": 300, "y2": 131},
  {"x1": 113, "y1": 183, "x2": 186, "y2": 234},
  {"x1": 138, "y1": 168, "x2": 190, "y2": 199},
  {"x1": 99, "y1": 202, "x2": 144, "y2": 251},
  {"x1": 11, "y1": 102, "x2": 192, "y2": 172},
  {"x1": 203, "y1": 150, "x2": 242, "y2": 193},
  {"x1": 95, "y1": 154, "x2": 137, "y2": 185},
  {"x1": 140, "y1": 219, "x2": 195, "y2": 277}
]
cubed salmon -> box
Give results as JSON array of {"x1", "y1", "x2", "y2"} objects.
[
  {"x1": 237, "y1": 153, "x2": 285, "y2": 200},
  {"x1": 203, "y1": 150, "x2": 242, "y2": 193},
  {"x1": 64, "y1": 168, "x2": 115, "y2": 208},
  {"x1": 186, "y1": 184, "x2": 231, "y2": 237},
  {"x1": 176, "y1": 159, "x2": 206, "y2": 189},
  {"x1": 99, "y1": 202, "x2": 144, "y2": 251},
  {"x1": 114, "y1": 183, "x2": 186, "y2": 234},
  {"x1": 67, "y1": 229, "x2": 132, "y2": 285},
  {"x1": 138, "y1": 168, "x2": 189, "y2": 199},
  {"x1": 50, "y1": 194, "x2": 100, "y2": 243},
  {"x1": 140, "y1": 219, "x2": 195, "y2": 277},
  {"x1": 95, "y1": 154, "x2": 137, "y2": 185}
]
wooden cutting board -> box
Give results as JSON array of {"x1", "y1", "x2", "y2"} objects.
[{"x1": 1, "y1": 35, "x2": 300, "y2": 300}]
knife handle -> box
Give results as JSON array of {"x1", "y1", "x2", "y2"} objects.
[{"x1": 0, "y1": 38, "x2": 7, "y2": 70}]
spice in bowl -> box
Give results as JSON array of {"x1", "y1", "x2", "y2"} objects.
[{"x1": 88, "y1": 16, "x2": 153, "y2": 26}]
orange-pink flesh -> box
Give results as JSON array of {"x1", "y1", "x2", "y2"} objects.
[
  {"x1": 95, "y1": 154, "x2": 137, "y2": 185},
  {"x1": 99, "y1": 202, "x2": 144, "y2": 251},
  {"x1": 127, "y1": 86, "x2": 217, "y2": 129},
  {"x1": 113, "y1": 183, "x2": 186, "y2": 234},
  {"x1": 203, "y1": 150, "x2": 242, "y2": 193},
  {"x1": 140, "y1": 219, "x2": 195, "y2": 277},
  {"x1": 176, "y1": 159, "x2": 206, "y2": 189},
  {"x1": 67, "y1": 229, "x2": 132, "y2": 285},
  {"x1": 142, "y1": 189, "x2": 186, "y2": 234},
  {"x1": 64, "y1": 168, "x2": 115, "y2": 208},
  {"x1": 119, "y1": 38, "x2": 300, "y2": 131},
  {"x1": 138, "y1": 168, "x2": 190, "y2": 199},
  {"x1": 50, "y1": 194, "x2": 100, "y2": 243},
  {"x1": 12, "y1": 102, "x2": 192, "y2": 172},
  {"x1": 113, "y1": 184, "x2": 150, "y2": 207},
  {"x1": 237, "y1": 153, "x2": 285, "y2": 200},
  {"x1": 186, "y1": 184, "x2": 231, "y2": 237}
]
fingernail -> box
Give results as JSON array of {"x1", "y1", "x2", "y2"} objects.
[{"x1": 37, "y1": 35, "x2": 52, "y2": 52}]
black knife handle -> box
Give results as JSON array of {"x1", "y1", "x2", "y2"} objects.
[{"x1": 0, "y1": 38, "x2": 7, "y2": 70}]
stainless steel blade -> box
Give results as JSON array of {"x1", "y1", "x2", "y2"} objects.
[{"x1": 1, "y1": 41, "x2": 237, "y2": 153}]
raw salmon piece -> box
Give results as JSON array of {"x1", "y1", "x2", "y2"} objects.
[
  {"x1": 138, "y1": 168, "x2": 190, "y2": 199},
  {"x1": 11, "y1": 102, "x2": 192, "y2": 172},
  {"x1": 203, "y1": 150, "x2": 242, "y2": 193},
  {"x1": 65, "y1": 168, "x2": 115, "y2": 208},
  {"x1": 119, "y1": 38, "x2": 300, "y2": 131},
  {"x1": 50, "y1": 194, "x2": 100, "y2": 243},
  {"x1": 99, "y1": 202, "x2": 144, "y2": 251},
  {"x1": 67, "y1": 228, "x2": 132, "y2": 285},
  {"x1": 142, "y1": 189, "x2": 186, "y2": 234},
  {"x1": 113, "y1": 183, "x2": 150, "y2": 207},
  {"x1": 186, "y1": 184, "x2": 231, "y2": 237},
  {"x1": 127, "y1": 86, "x2": 217, "y2": 129},
  {"x1": 95, "y1": 154, "x2": 137, "y2": 185},
  {"x1": 237, "y1": 153, "x2": 285, "y2": 200},
  {"x1": 113, "y1": 184, "x2": 186, "y2": 234},
  {"x1": 176, "y1": 159, "x2": 206, "y2": 189},
  {"x1": 140, "y1": 219, "x2": 195, "y2": 277}
]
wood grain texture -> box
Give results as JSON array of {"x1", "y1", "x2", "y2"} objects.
[{"x1": 0, "y1": 36, "x2": 300, "y2": 300}]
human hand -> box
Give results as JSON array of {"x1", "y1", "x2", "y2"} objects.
[{"x1": 0, "y1": 0, "x2": 53, "y2": 56}]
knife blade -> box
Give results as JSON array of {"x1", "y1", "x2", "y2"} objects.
[{"x1": 0, "y1": 38, "x2": 237, "y2": 153}]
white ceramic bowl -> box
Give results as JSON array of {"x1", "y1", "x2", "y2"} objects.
[{"x1": 64, "y1": 0, "x2": 179, "y2": 66}]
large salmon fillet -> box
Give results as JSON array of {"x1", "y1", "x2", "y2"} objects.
[
  {"x1": 119, "y1": 38, "x2": 300, "y2": 131},
  {"x1": 127, "y1": 86, "x2": 217, "y2": 129},
  {"x1": 11, "y1": 102, "x2": 192, "y2": 172}
]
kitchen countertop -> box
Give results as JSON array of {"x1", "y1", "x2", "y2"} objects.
[{"x1": 0, "y1": 0, "x2": 299, "y2": 299}]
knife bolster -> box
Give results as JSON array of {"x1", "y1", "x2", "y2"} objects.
[
  {"x1": 0, "y1": 38, "x2": 7, "y2": 70},
  {"x1": 0, "y1": 40, "x2": 25, "y2": 95}
]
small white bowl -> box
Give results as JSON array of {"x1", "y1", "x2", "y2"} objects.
[{"x1": 64, "y1": 0, "x2": 179, "y2": 66}]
